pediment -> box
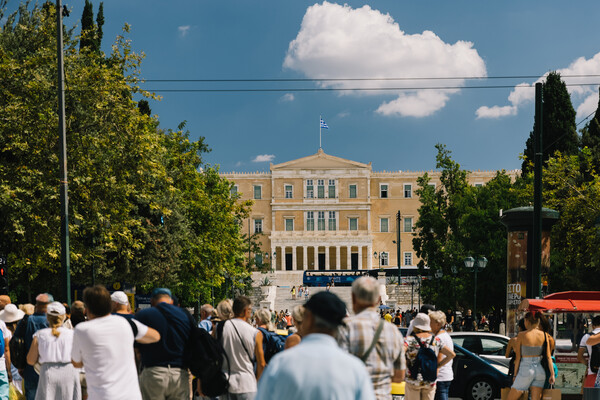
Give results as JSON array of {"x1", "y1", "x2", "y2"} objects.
[{"x1": 272, "y1": 149, "x2": 371, "y2": 171}]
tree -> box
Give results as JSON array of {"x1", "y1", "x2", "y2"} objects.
[
  {"x1": 413, "y1": 144, "x2": 524, "y2": 313},
  {"x1": 80, "y1": 0, "x2": 94, "y2": 51},
  {"x1": 522, "y1": 72, "x2": 579, "y2": 174},
  {"x1": 580, "y1": 88, "x2": 600, "y2": 173},
  {"x1": 95, "y1": 2, "x2": 104, "y2": 50}
]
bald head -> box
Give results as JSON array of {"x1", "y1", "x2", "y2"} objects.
[
  {"x1": 35, "y1": 293, "x2": 52, "y2": 313},
  {"x1": 201, "y1": 304, "x2": 214, "y2": 320}
]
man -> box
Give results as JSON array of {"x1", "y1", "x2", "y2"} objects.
[
  {"x1": 13, "y1": 293, "x2": 52, "y2": 400},
  {"x1": 578, "y1": 315, "x2": 600, "y2": 388},
  {"x1": 384, "y1": 310, "x2": 393, "y2": 323},
  {"x1": 213, "y1": 296, "x2": 265, "y2": 400},
  {"x1": 111, "y1": 291, "x2": 134, "y2": 320},
  {"x1": 461, "y1": 309, "x2": 476, "y2": 332},
  {"x1": 71, "y1": 285, "x2": 160, "y2": 400},
  {"x1": 256, "y1": 291, "x2": 375, "y2": 400},
  {"x1": 338, "y1": 277, "x2": 405, "y2": 400},
  {"x1": 134, "y1": 288, "x2": 193, "y2": 400},
  {"x1": 198, "y1": 303, "x2": 214, "y2": 333}
]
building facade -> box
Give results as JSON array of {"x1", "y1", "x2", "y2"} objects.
[{"x1": 222, "y1": 149, "x2": 514, "y2": 278}]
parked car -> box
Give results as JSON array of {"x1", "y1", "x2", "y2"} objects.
[
  {"x1": 449, "y1": 332, "x2": 510, "y2": 367},
  {"x1": 450, "y1": 344, "x2": 511, "y2": 400}
]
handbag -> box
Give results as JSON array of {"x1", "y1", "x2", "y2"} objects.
[
  {"x1": 501, "y1": 388, "x2": 528, "y2": 400},
  {"x1": 542, "y1": 385, "x2": 561, "y2": 400},
  {"x1": 540, "y1": 333, "x2": 550, "y2": 376}
]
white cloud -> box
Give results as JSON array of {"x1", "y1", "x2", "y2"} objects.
[
  {"x1": 477, "y1": 52, "x2": 600, "y2": 119},
  {"x1": 178, "y1": 25, "x2": 191, "y2": 37},
  {"x1": 279, "y1": 93, "x2": 295, "y2": 102},
  {"x1": 252, "y1": 154, "x2": 275, "y2": 163},
  {"x1": 235, "y1": 161, "x2": 243, "y2": 167},
  {"x1": 475, "y1": 105, "x2": 517, "y2": 119},
  {"x1": 337, "y1": 111, "x2": 350, "y2": 118},
  {"x1": 284, "y1": 2, "x2": 486, "y2": 118}
]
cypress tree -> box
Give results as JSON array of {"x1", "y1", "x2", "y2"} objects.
[
  {"x1": 80, "y1": 0, "x2": 94, "y2": 51},
  {"x1": 95, "y1": 2, "x2": 104, "y2": 51},
  {"x1": 521, "y1": 72, "x2": 578, "y2": 174},
  {"x1": 580, "y1": 88, "x2": 600, "y2": 173}
]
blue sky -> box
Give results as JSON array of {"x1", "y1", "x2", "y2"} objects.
[{"x1": 32, "y1": 1, "x2": 600, "y2": 172}]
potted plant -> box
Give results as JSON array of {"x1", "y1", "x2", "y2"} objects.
[{"x1": 260, "y1": 276, "x2": 273, "y2": 296}]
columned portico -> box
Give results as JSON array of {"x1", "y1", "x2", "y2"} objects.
[
  {"x1": 292, "y1": 246, "x2": 297, "y2": 271},
  {"x1": 358, "y1": 246, "x2": 363, "y2": 269},
  {"x1": 335, "y1": 246, "x2": 341, "y2": 270},
  {"x1": 303, "y1": 247, "x2": 308, "y2": 269},
  {"x1": 367, "y1": 244, "x2": 373, "y2": 269}
]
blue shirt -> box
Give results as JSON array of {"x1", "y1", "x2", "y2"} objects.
[
  {"x1": 255, "y1": 333, "x2": 375, "y2": 400},
  {"x1": 135, "y1": 302, "x2": 191, "y2": 368},
  {"x1": 198, "y1": 317, "x2": 212, "y2": 333}
]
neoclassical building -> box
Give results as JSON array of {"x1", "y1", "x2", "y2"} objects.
[{"x1": 222, "y1": 149, "x2": 514, "y2": 278}]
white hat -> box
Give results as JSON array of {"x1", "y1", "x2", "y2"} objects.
[
  {"x1": 0, "y1": 304, "x2": 25, "y2": 323},
  {"x1": 412, "y1": 312, "x2": 432, "y2": 332},
  {"x1": 47, "y1": 301, "x2": 66, "y2": 316},
  {"x1": 111, "y1": 291, "x2": 129, "y2": 306}
]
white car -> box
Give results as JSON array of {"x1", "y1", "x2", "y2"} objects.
[{"x1": 449, "y1": 332, "x2": 511, "y2": 368}]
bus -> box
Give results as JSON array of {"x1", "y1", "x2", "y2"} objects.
[{"x1": 302, "y1": 266, "x2": 429, "y2": 287}]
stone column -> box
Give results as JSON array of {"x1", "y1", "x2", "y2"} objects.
[
  {"x1": 325, "y1": 246, "x2": 330, "y2": 270},
  {"x1": 271, "y1": 246, "x2": 277, "y2": 270},
  {"x1": 358, "y1": 245, "x2": 363, "y2": 269},
  {"x1": 347, "y1": 246, "x2": 352, "y2": 269},
  {"x1": 335, "y1": 246, "x2": 341, "y2": 270},
  {"x1": 292, "y1": 246, "x2": 297, "y2": 271},
  {"x1": 367, "y1": 244, "x2": 373, "y2": 269},
  {"x1": 303, "y1": 246, "x2": 308, "y2": 270},
  {"x1": 314, "y1": 246, "x2": 318, "y2": 270}
]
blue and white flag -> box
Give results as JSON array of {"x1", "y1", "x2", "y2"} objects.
[{"x1": 320, "y1": 118, "x2": 329, "y2": 129}]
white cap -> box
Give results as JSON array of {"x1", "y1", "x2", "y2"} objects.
[
  {"x1": 111, "y1": 291, "x2": 129, "y2": 306},
  {"x1": 47, "y1": 301, "x2": 66, "y2": 316},
  {"x1": 412, "y1": 312, "x2": 432, "y2": 332},
  {"x1": 0, "y1": 304, "x2": 25, "y2": 323}
]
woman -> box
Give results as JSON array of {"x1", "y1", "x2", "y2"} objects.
[
  {"x1": 211, "y1": 299, "x2": 233, "y2": 339},
  {"x1": 404, "y1": 313, "x2": 454, "y2": 400},
  {"x1": 506, "y1": 318, "x2": 527, "y2": 379},
  {"x1": 26, "y1": 301, "x2": 81, "y2": 400},
  {"x1": 285, "y1": 305, "x2": 305, "y2": 349},
  {"x1": 507, "y1": 311, "x2": 555, "y2": 400},
  {"x1": 0, "y1": 304, "x2": 25, "y2": 393},
  {"x1": 290, "y1": 286, "x2": 296, "y2": 300},
  {"x1": 429, "y1": 311, "x2": 456, "y2": 400},
  {"x1": 538, "y1": 314, "x2": 558, "y2": 388}
]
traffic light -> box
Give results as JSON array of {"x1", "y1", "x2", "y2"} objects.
[{"x1": 0, "y1": 256, "x2": 7, "y2": 295}]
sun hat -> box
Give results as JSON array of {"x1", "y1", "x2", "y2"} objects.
[
  {"x1": 110, "y1": 291, "x2": 129, "y2": 306},
  {"x1": 0, "y1": 304, "x2": 25, "y2": 323},
  {"x1": 47, "y1": 301, "x2": 66, "y2": 316},
  {"x1": 412, "y1": 312, "x2": 432, "y2": 331}
]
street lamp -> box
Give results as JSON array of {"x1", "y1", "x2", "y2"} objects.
[
  {"x1": 373, "y1": 251, "x2": 382, "y2": 271},
  {"x1": 272, "y1": 251, "x2": 277, "y2": 272},
  {"x1": 464, "y1": 255, "x2": 487, "y2": 322}
]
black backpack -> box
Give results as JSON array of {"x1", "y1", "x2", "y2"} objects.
[
  {"x1": 409, "y1": 334, "x2": 438, "y2": 382},
  {"x1": 591, "y1": 343, "x2": 600, "y2": 373},
  {"x1": 10, "y1": 315, "x2": 29, "y2": 370},
  {"x1": 185, "y1": 314, "x2": 230, "y2": 397}
]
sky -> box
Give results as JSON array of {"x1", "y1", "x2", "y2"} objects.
[{"x1": 25, "y1": 1, "x2": 600, "y2": 172}]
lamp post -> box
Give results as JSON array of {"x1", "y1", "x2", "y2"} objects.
[
  {"x1": 373, "y1": 251, "x2": 382, "y2": 271},
  {"x1": 272, "y1": 251, "x2": 277, "y2": 272},
  {"x1": 464, "y1": 256, "x2": 487, "y2": 321},
  {"x1": 408, "y1": 276, "x2": 418, "y2": 310}
]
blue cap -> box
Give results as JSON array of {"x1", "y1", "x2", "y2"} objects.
[{"x1": 151, "y1": 288, "x2": 172, "y2": 298}]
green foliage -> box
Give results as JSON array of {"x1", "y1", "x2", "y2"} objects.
[
  {"x1": 580, "y1": 88, "x2": 600, "y2": 173},
  {"x1": 0, "y1": 2, "x2": 252, "y2": 304},
  {"x1": 522, "y1": 72, "x2": 579, "y2": 174},
  {"x1": 413, "y1": 144, "x2": 524, "y2": 313}
]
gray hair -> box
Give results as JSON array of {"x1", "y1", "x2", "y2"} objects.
[
  {"x1": 429, "y1": 310, "x2": 447, "y2": 325},
  {"x1": 351, "y1": 276, "x2": 380, "y2": 305},
  {"x1": 255, "y1": 308, "x2": 274, "y2": 331},
  {"x1": 292, "y1": 305, "x2": 305, "y2": 324},
  {"x1": 216, "y1": 299, "x2": 233, "y2": 320}
]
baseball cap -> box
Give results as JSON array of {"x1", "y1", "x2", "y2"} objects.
[
  {"x1": 47, "y1": 301, "x2": 66, "y2": 316},
  {"x1": 111, "y1": 291, "x2": 129, "y2": 306},
  {"x1": 304, "y1": 292, "x2": 346, "y2": 326},
  {"x1": 151, "y1": 288, "x2": 172, "y2": 298}
]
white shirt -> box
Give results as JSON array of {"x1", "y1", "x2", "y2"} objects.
[
  {"x1": 71, "y1": 315, "x2": 148, "y2": 400},
  {"x1": 221, "y1": 318, "x2": 258, "y2": 394},
  {"x1": 0, "y1": 320, "x2": 10, "y2": 372},
  {"x1": 436, "y1": 331, "x2": 454, "y2": 382},
  {"x1": 580, "y1": 327, "x2": 600, "y2": 375},
  {"x1": 34, "y1": 327, "x2": 73, "y2": 364}
]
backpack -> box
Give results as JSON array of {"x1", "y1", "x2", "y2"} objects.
[
  {"x1": 185, "y1": 314, "x2": 229, "y2": 397},
  {"x1": 591, "y1": 342, "x2": 600, "y2": 373},
  {"x1": 409, "y1": 334, "x2": 438, "y2": 382},
  {"x1": 257, "y1": 327, "x2": 286, "y2": 363},
  {"x1": 10, "y1": 315, "x2": 28, "y2": 369}
]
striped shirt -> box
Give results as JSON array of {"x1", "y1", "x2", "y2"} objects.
[{"x1": 338, "y1": 308, "x2": 406, "y2": 400}]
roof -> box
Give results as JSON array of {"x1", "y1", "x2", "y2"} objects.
[
  {"x1": 518, "y1": 291, "x2": 600, "y2": 313},
  {"x1": 270, "y1": 148, "x2": 371, "y2": 170}
]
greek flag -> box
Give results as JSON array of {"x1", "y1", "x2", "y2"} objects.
[{"x1": 320, "y1": 118, "x2": 329, "y2": 129}]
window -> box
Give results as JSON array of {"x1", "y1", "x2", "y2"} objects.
[
  {"x1": 380, "y1": 184, "x2": 388, "y2": 198},
  {"x1": 317, "y1": 211, "x2": 326, "y2": 231},
  {"x1": 328, "y1": 179, "x2": 336, "y2": 198},
  {"x1": 481, "y1": 338, "x2": 508, "y2": 356},
  {"x1": 328, "y1": 211, "x2": 336, "y2": 231},
  {"x1": 306, "y1": 212, "x2": 314, "y2": 231},
  {"x1": 230, "y1": 185, "x2": 238, "y2": 196},
  {"x1": 404, "y1": 217, "x2": 413, "y2": 233},
  {"x1": 253, "y1": 185, "x2": 262, "y2": 200},
  {"x1": 381, "y1": 252, "x2": 389, "y2": 266},
  {"x1": 254, "y1": 219, "x2": 263, "y2": 233},
  {"x1": 380, "y1": 218, "x2": 389, "y2": 233},
  {"x1": 285, "y1": 185, "x2": 293, "y2": 199},
  {"x1": 306, "y1": 180, "x2": 314, "y2": 199},
  {"x1": 285, "y1": 218, "x2": 294, "y2": 231},
  {"x1": 404, "y1": 184, "x2": 412, "y2": 198},
  {"x1": 255, "y1": 253, "x2": 263, "y2": 267},
  {"x1": 317, "y1": 179, "x2": 325, "y2": 198},
  {"x1": 474, "y1": 183, "x2": 483, "y2": 188},
  {"x1": 349, "y1": 184, "x2": 357, "y2": 198},
  {"x1": 349, "y1": 218, "x2": 358, "y2": 231},
  {"x1": 403, "y1": 252, "x2": 412, "y2": 266},
  {"x1": 428, "y1": 183, "x2": 436, "y2": 189}
]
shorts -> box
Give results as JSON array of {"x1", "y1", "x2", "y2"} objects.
[{"x1": 512, "y1": 356, "x2": 546, "y2": 391}]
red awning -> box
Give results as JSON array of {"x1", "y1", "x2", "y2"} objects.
[{"x1": 519, "y1": 293, "x2": 600, "y2": 313}]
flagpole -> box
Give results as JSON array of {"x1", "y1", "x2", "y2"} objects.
[{"x1": 319, "y1": 114, "x2": 322, "y2": 149}]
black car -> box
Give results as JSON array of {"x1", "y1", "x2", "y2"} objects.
[{"x1": 450, "y1": 344, "x2": 511, "y2": 400}]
